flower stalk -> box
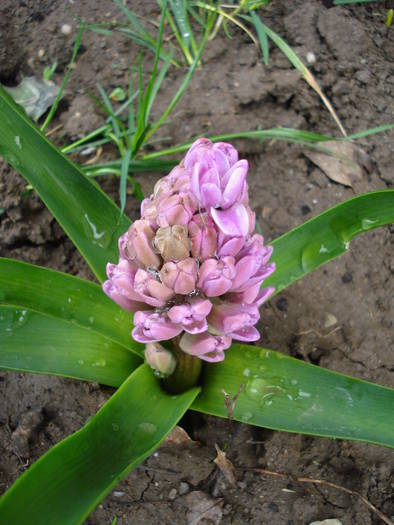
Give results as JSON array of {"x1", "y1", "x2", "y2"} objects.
[{"x1": 162, "y1": 338, "x2": 203, "y2": 394}]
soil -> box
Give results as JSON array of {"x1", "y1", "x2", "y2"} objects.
[{"x1": 0, "y1": 1, "x2": 393, "y2": 524}]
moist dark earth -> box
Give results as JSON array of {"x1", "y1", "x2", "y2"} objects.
[{"x1": 0, "y1": 1, "x2": 393, "y2": 524}]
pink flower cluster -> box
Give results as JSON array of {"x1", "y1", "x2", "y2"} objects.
[{"x1": 103, "y1": 139, "x2": 275, "y2": 362}]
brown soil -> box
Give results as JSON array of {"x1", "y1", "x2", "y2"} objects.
[{"x1": 0, "y1": 1, "x2": 393, "y2": 524}]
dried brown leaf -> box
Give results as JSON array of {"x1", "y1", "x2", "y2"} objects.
[
  {"x1": 185, "y1": 491, "x2": 223, "y2": 525},
  {"x1": 214, "y1": 444, "x2": 237, "y2": 486},
  {"x1": 305, "y1": 141, "x2": 367, "y2": 187},
  {"x1": 164, "y1": 425, "x2": 196, "y2": 445}
]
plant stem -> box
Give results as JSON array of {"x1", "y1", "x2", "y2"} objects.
[{"x1": 162, "y1": 340, "x2": 202, "y2": 394}]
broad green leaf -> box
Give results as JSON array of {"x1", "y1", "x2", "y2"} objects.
[
  {"x1": 265, "y1": 190, "x2": 394, "y2": 294},
  {"x1": 0, "y1": 365, "x2": 200, "y2": 525},
  {"x1": 193, "y1": 344, "x2": 394, "y2": 448},
  {"x1": 0, "y1": 85, "x2": 131, "y2": 282},
  {"x1": 0, "y1": 305, "x2": 139, "y2": 386},
  {"x1": 0, "y1": 258, "x2": 142, "y2": 354}
]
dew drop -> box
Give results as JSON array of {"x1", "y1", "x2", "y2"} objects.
[
  {"x1": 298, "y1": 390, "x2": 311, "y2": 398},
  {"x1": 138, "y1": 422, "x2": 157, "y2": 434},
  {"x1": 93, "y1": 358, "x2": 106, "y2": 367},
  {"x1": 259, "y1": 349, "x2": 268, "y2": 359},
  {"x1": 361, "y1": 218, "x2": 378, "y2": 230},
  {"x1": 17, "y1": 309, "x2": 29, "y2": 326},
  {"x1": 83, "y1": 213, "x2": 112, "y2": 249},
  {"x1": 246, "y1": 378, "x2": 267, "y2": 400},
  {"x1": 112, "y1": 423, "x2": 119, "y2": 432},
  {"x1": 241, "y1": 411, "x2": 253, "y2": 422}
]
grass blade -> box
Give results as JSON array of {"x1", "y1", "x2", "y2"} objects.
[
  {"x1": 265, "y1": 190, "x2": 394, "y2": 294},
  {"x1": 169, "y1": 0, "x2": 198, "y2": 56},
  {"x1": 82, "y1": 158, "x2": 177, "y2": 175},
  {"x1": 40, "y1": 24, "x2": 84, "y2": 132},
  {"x1": 193, "y1": 344, "x2": 394, "y2": 448},
  {"x1": 97, "y1": 84, "x2": 122, "y2": 140},
  {"x1": 249, "y1": 11, "x2": 269, "y2": 65},
  {"x1": 146, "y1": 49, "x2": 174, "y2": 121},
  {"x1": 114, "y1": 0, "x2": 153, "y2": 42},
  {"x1": 261, "y1": 22, "x2": 347, "y2": 137},
  {"x1": 120, "y1": 148, "x2": 132, "y2": 212},
  {"x1": 0, "y1": 258, "x2": 141, "y2": 354},
  {"x1": 0, "y1": 85, "x2": 131, "y2": 282},
  {"x1": 0, "y1": 365, "x2": 200, "y2": 525},
  {"x1": 142, "y1": 127, "x2": 335, "y2": 159},
  {"x1": 345, "y1": 123, "x2": 394, "y2": 140},
  {"x1": 144, "y1": 28, "x2": 209, "y2": 143}
]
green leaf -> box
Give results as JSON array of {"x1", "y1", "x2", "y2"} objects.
[
  {"x1": 141, "y1": 128, "x2": 335, "y2": 160},
  {"x1": 249, "y1": 12, "x2": 269, "y2": 65},
  {"x1": 0, "y1": 258, "x2": 141, "y2": 354},
  {"x1": 0, "y1": 85, "x2": 131, "y2": 282},
  {"x1": 0, "y1": 365, "x2": 200, "y2": 525},
  {"x1": 0, "y1": 306, "x2": 139, "y2": 386},
  {"x1": 265, "y1": 190, "x2": 394, "y2": 294},
  {"x1": 83, "y1": 158, "x2": 177, "y2": 175},
  {"x1": 193, "y1": 344, "x2": 394, "y2": 448},
  {"x1": 345, "y1": 123, "x2": 394, "y2": 140}
]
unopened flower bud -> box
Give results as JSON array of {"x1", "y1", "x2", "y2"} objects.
[
  {"x1": 160, "y1": 258, "x2": 197, "y2": 295},
  {"x1": 207, "y1": 302, "x2": 260, "y2": 342},
  {"x1": 154, "y1": 225, "x2": 190, "y2": 261},
  {"x1": 179, "y1": 331, "x2": 232, "y2": 362},
  {"x1": 188, "y1": 213, "x2": 217, "y2": 261},
  {"x1": 126, "y1": 220, "x2": 161, "y2": 269},
  {"x1": 156, "y1": 192, "x2": 196, "y2": 227},
  {"x1": 197, "y1": 256, "x2": 236, "y2": 297},
  {"x1": 134, "y1": 269, "x2": 174, "y2": 308},
  {"x1": 132, "y1": 311, "x2": 182, "y2": 343},
  {"x1": 144, "y1": 342, "x2": 177, "y2": 376}
]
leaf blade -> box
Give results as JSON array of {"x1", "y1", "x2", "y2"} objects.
[
  {"x1": 265, "y1": 190, "x2": 394, "y2": 294},
  {"x1": 0, "y1": 365, "x2": 200, "y2": 525},
  {"x1": 0, "y1": 306, "x2": 140, "y2": 387},
  {"x1": 0, "y1": 258, "x2": 142, "y2": 354},
  {"x1": 193, "y1": 344, "x2": 394, "y2": 448},
  {"x1": 0, "y1": 85, "x2": 131, "y2": 282}
]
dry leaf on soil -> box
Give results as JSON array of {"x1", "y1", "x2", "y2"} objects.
[
  {"x1": 214, "y1": 444, "x2": 237, "y2": 486},
  {"x1": 304, "y1": 141, "x2": 371, "y2": 187},
  {"x1": 164, "y1": 425, "x2": 197, "y2": 445},
  {"x1": 185, "y1": 491, "x2": 223, "y2": 525}
]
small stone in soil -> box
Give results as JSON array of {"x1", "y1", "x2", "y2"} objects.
[
  {"x1": 179, "y1": 482, "x2": 190, "y2": 495},
  {"x1": 61, "y1": 24, "x2": 72, "y2": 36},
  {"x1": 168, "y1": 488, "x2": 177, "y2": 500}
]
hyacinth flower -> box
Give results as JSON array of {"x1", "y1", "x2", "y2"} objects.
[{"x1": 103, "y1": 138, "x2": 275, "y2": 392}]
